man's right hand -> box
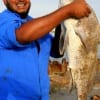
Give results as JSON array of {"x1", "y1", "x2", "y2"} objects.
[{"x1": 68, "y1": 0, "x2": 91, "y2": 18}]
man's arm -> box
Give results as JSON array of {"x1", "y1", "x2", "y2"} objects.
[{"x1": 16, "y1": 0, "x2": 91, "y2": 44}]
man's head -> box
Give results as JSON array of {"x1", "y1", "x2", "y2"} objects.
[{"x1": 3, "y1": 0, "x2": 31, "y2": 18}]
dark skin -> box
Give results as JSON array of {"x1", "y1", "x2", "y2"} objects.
[{"x1": 3, "y1": 0, "x2": 91, "y2": 44}]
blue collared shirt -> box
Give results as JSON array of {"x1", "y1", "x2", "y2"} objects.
[{"x1": 0, "y1": 9, "x2": 52, "y2": 100}]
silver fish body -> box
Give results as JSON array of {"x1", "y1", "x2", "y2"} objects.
[{"x1": 58, "y1": 0, "x2": 100, "y2": 100}]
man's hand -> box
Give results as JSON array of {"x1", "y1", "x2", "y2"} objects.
[{"x1": 68, "y1": 0, "x2": 91, "y2": 18}]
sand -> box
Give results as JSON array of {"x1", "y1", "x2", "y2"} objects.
[
  {"x1": 49, "y1": 60, "x2": 100, "y2": 100},
  {"x1": 50, "y1": 88, "x2": 100, "y2": 100}
]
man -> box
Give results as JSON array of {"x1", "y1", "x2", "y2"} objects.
[{"x1": 0, "y1": 0, "x2": 90, "y2": 100}]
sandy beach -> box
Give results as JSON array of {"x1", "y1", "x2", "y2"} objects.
[
  {"x1": 50, "y1": 88, "x2": 100, "y2": 100},
  {"x1": 49, "y1": 59, "x2": 100, "y2": 100}
]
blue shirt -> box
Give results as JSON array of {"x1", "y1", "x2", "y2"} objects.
[{"x1": 0, "y1": 10, "x2": 52, "y2": 100}]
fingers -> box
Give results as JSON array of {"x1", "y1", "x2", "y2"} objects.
[
  {"x1": 79, "y1": 2, "x2": 91, "y2": 17},
  {"x1": 75, "y1": 0, "x2": 85, "y2": 2},
  {"x1": 85, "y1": 4, "x2": 91, "y2": 17},
  {"x1": 75, "y1": 0, "x2": 85, "y2": 3},
  {"x1": 83, "y1": 7, "x2": 91, "y2": 17},
  {"x1": 84, "y1": 11, "x2": 90, "y2": 17},
  {"x1": 67, "y1": 0, "x2": 91, "y2": 19}
]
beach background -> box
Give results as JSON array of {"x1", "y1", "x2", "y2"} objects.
[
  {"x1": 0, "y1": 0, "x2": 100, "y2": 99},
  {"x1": 49, "y1": 58, "x2": 100, "y2": 100}
]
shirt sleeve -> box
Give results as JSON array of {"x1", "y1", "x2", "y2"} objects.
[{"x1": 0, "y1": 19, "x2": 30, "y2": 48}]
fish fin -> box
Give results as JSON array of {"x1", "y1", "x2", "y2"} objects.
[
  {"x1": 75, "y1": 32, "x2": 87, "y2": 49},
  {"x1": 59, "y1": 22, "x2": 67, "y2": 55},
  {"x1": 75, "y1": 29, "x2": 88, "y2": 53}
]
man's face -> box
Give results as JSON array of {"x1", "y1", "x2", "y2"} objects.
[{"x1": 3, "y1": 0, "x2": 31, "y2": 18}]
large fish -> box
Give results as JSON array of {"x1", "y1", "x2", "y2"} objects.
[{"x1": 57, "y1": 0, "x2": 100, "y2": 100}]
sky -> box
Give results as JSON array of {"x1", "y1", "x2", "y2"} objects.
[{"x1": 0, "y1": 0, "x2": 100, "y2": 22}]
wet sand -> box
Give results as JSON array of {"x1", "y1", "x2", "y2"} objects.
[
  {"x1": 50, "y1": 72, "x2": 100, "y2": 100},
  {"x1": 50, "y1": 88, "x2": 100, "y2": 100},
  {"x1": 49, "y1": 59, "x2": 100, "y2": 100}
]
